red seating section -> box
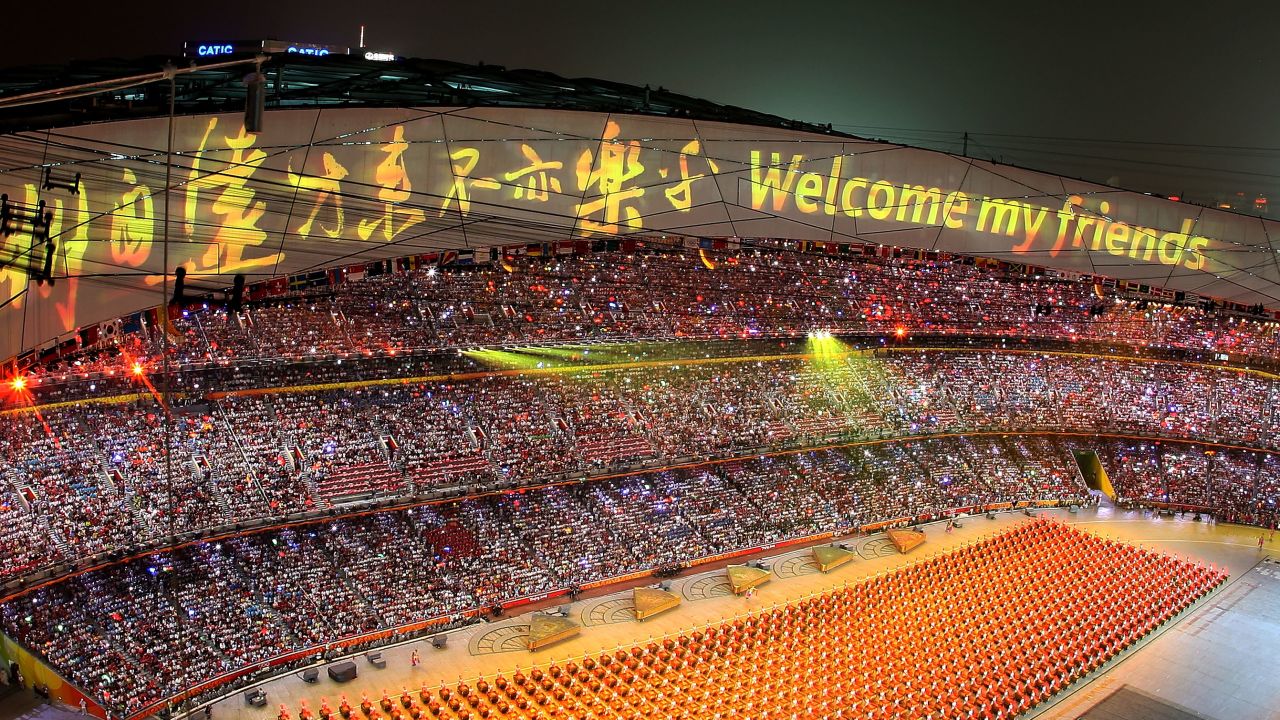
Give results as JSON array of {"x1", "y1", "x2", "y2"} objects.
[
  {"x1": 575, "y1": 435, "x2": 654, "y2": 465},
  {"x1": 318, "y1": 463, "x2": 406, "y2": 501},
  {"x1": 413, "y1": 455, "x2": 493, "y2": 485}
]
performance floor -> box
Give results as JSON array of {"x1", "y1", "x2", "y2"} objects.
[
  {"x1": 6, "y1": 505, "x2": 1272, "y2": 720},
  {"x1": 208, "y1": 505, "x2": 1279, "y2": 720}
]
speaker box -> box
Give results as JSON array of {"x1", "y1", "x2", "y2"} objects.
[
  {"x1": 431, "y1": 634, "x2": 448, "y2": 649},
  {"x1": 367, "y1": 651, "x2": 387, "y2": 669},
  {"x1": 327, "y1": 661, "x2": 357, "y2": 683},
  {"x1": 244, "y1": 690, "x2": 267, "y2": 707},
  {"x1": 301, "y1": 668, "x2": 319, "y2": 684},
  {"x1": 229, "y1": 274, "x2": 246, "y2": 312}
]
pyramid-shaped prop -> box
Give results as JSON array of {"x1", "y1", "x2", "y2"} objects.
[
  {"x1": 812, "y1": 545, "x2": 854, "y2": 573},
  {"x1": 726, "y1": 565, "x2": 771, "y2": 595},
  {"x1": 527, "y1": 613, "x2": 580, "y2": 651},
  {"x1": 633, "y1": 587, "x2": 681, "y2": 621},
  {"x1": 887, "y1": 528, "x2": 926, "y2": 554}
]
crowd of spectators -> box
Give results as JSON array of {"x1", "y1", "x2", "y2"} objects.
[
  {"x1": 1, "y1": 434, "x2": 1090, "y2": 716},
  {"x1": 1094, "y1": 438, "x2": 1278, "y2": 527},
  {"x1": 17, "y1": 245, "x2": 1280, "y2": 391},
  {"x1": 2, "y1": 243, "x2": 1278, "y2": 717},
  {"x1": 4, "y1": 348, "x2": 1280, "y2": 582}
]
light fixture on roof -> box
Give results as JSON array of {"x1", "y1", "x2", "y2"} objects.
[{"x1": 243, "y1": 60, "x2": 267, "y2": 133}]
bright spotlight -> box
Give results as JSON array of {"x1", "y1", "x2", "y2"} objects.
[
  {"x1": 10, "y1": 375, "x2": 27, "y2": 392},
  {"x1": 894, "y1": 326, "x2": 907, "y2": 339},
  {"x1": 132, "y1": 362, "x2": 145, "y2": 376}
]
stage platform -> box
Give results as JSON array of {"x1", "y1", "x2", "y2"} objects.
[
  {"x1": 811, "y1": 545, "x2": 854, "y2": 572},
  {"x1": 725, "y1": 564, "x2": 771, "y2": 594},
  {"x1": 887, "y1": 527, "x2": 926, "y2": 553},
  {"x1": 632, "y1": 587, "x2": 680, "y2": 620},
  {"x1": 526, "y1": 613, "x2": 579, "y2": 651}
]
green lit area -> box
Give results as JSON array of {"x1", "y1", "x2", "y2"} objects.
[
  {"x1": 463, "y1": 344, "x2": 666, "y2": 370},
  {"x1": 802, "y1": 331, "x2": 881, "y2": 419},
  {"x1": 464, "y1": 339, "x2": 811, "y2": 371},
  {"x1": 805, "y1": 330, "x2": 850, "y2": 362},
  {"x1": 462, "y1": 348, "x2": 558, "y2": 370}
]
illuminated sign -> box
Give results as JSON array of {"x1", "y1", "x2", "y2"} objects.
[
  {"x1": 196, "y1": 44, "x2": 235, "y2": 57},
  {"x1": 184, "y1": 41, "x2": 249, "y2": 58},
  {"x1": 363, "y1": 51, "x2": 396, "y2": 62},
  {"x1": 186, "y1": 40, "x2": 349, "y2": 58},
  {"x1": 744, "y1": 152, "x2": 1213, "y2": 271},
  {"x1": 1, "y1": 107, "x2": 1276, "y2": 362},
  {"x1": 261, "y1": 40, "x2": 348, "y2": 56}
]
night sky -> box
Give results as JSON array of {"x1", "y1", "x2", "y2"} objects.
[{"x1": 4, "y1": 1, "x2": 1279, "y2": 205}]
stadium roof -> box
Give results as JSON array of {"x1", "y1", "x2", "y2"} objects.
[{"x1": 0, "y1": 53, "x2": 843, "y2": 137}]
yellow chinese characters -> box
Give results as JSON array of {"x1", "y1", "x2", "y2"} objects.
[
  {"x1": 42, "y1": 187, "x2": 91, "y2": 330},
  {"x1": 287, "y1": 152, "x2": 349, "y2": 239},
  {"x1": 574, "y1": 121, "x2": 646, "y2": 236},
  {"x1": 163, "y1": 117, "x2": 281, "y2": 283},
  {"x1": 504, "y1": 144, "x2": 563, "y2": 202},
  {"x1": 439, "y1": 148, "x2": 500, "y2": 217},
  {"x1": 0, "y1": 182, "x2": 89, "y2": 330},
  {"x1": 357, "y1": 126, "x2": 426, "y2": 242},
  {"x1": 663, "y1": 139, "x2": 720, "y2": 212},
  {"x1": 109, "y1": 168, "x2": 155, "y2": 266}
]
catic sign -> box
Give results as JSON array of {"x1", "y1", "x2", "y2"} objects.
[
  {"x1": 183, "y1": 40, "x2": 350, "y2": 58},
  {"x1": 183, "y1": 41, "x2": 248, "y2": 57},
  {"x1": 194, "y1": 44, "x2": 235, "y2": 57},
  {"x1": 260, "y1": 40, "x2": 348, "y2": 56}
]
